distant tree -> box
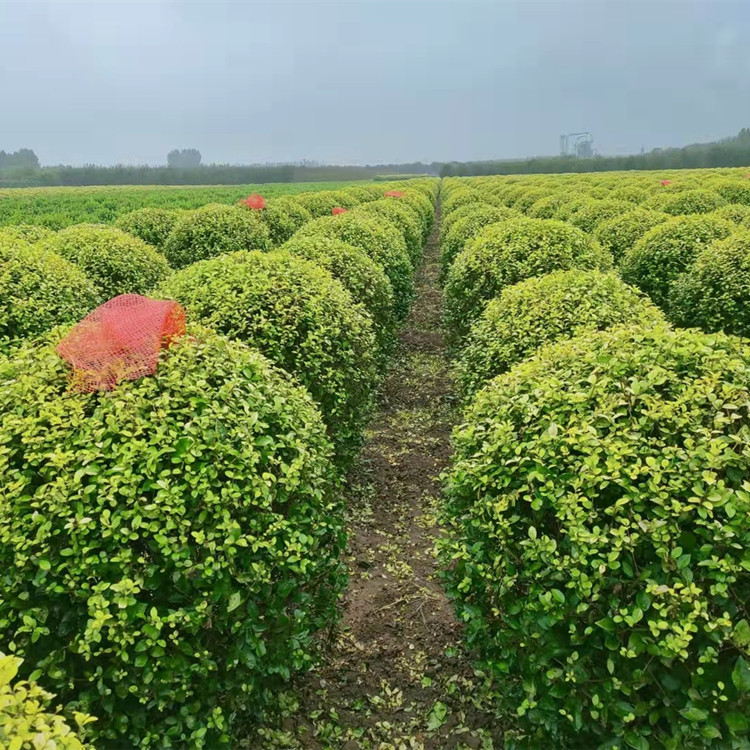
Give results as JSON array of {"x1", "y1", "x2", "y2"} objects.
[
  {"x1": 167, "y1": 149, "x2": 202, "y2": 168},
  {"x1": 0, "y1": 148, "x2": 40, "y2": 170}
]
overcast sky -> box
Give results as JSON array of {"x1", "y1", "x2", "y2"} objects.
[{"x1": 1, "y1": 0, "x2": 749, "y2": 166}]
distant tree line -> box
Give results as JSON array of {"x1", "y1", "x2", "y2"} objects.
[
  {"x1": 0, "y1": 155, "x2": 441, "y2": 188},
  {"x1": 441, "y1": 128, "x2": 750, "y2": 177},
  {"x1": 0, "y1": 148, "x2": 40, "y2": 171}
]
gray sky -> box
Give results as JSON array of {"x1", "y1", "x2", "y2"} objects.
[{"x1": 1, "y1": 0, "x2": 749, "y2": 166}]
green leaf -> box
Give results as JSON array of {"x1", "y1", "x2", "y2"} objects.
[
  {"x1": 732, "y1": 656, "x2": 750, "y2": 693},
  {"x1": 725, "y1": 710, "x2": 749, "y2": 734},
  {"x1": 227, "y1": 592, "x2": 242, "y2": 613},
  {"x1": 680, "y1": 706, "x2": 708, "y2": 722},
  {"x1": 733, "y1": 619, "x2": 750, "y2": 648},
  {"x1": 426, "y1": 701, "x2": 448, "y2": 731}
]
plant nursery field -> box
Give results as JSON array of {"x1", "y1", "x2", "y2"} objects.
[{"x1": 1, "y1": 168, "x2": 750, "y2": 749}]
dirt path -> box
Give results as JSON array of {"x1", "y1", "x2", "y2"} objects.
[{"x1": 254, "y1": 206, "x2": 504, "y2": 750}]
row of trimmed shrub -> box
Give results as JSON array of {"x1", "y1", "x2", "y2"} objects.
[
  {"x1": 441, "y1": 171, "x2": 750, "y2": 339},
  {"x1": 0, "y1": 178, "x2": 438, "y2": 747},
  {"x1": 437, "y1": 177, "x2": 750, "y2": 748}
]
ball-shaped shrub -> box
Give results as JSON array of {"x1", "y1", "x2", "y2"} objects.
[
  {"x1": 0, "y1": 652, "x2": 95, "y2": 749},
  {"x1": 569, "y1": 199, "x2": 632, "y2": 233},
  {"x1": 709, "y1": 203, "x2": 750, "y2": 226},
  {"x1": 355, "y1": 198, "x2": 423, "y2": 264},
  {"x1": 0, "y1": 242, "x2": 99, "y2": 351},
  {"x1": 443, "y1": 218, "x2": 612, "y2": 345},
  {"x1": 394, "y1": 189, "x2": 434, "y2": 238},
  {"x1": 713, "y1": 179, "x2": 750, "y2": 206},
  {"x1": 293, "y1": 190, "x2": 359, "y2": 217},
  {"x1": 39, "y1": 224, "x2": 171, "y2": 298},
  {"x1": 157, "y1": 250, "x2": 379, "y2": 464},
  {"x1": 441, "y1": 189, "x2": 487, "y2": 216},
  {"x1": 458, "y1": 270, "x2": 664, "y2": 397},
  {"x1": 280, "y1": 234, "x2": 395, "y2": 356},
  {"x1": 609, "y1": 186, "x2": 649, "y2": 204},
  {"x1": 293, "y1": 214, "x2": 414, "y2": 321},
  {"x1": 513, "y1": 188, "x2": 552, "y2": 214},
  {"x1": 0, "y1": 325, "x2": 344, "y2": 748},
  {"x1": 266, "y1": 195, "x2": 313, "y2": 234},
  {"x1": 441, "y1": 325, "x2": 750, "y2": 748},
  {"x1": 656, "y1": 188, "x2": 727, "y2": 216},
  {"x1": 115, "y1": 207, "x2": 182, "y2": 249},
  {"x1": 440, "y1": 201, "x2": 502, "y2": 244},
  {"x1": 440, "y1": 206, "x2": 516, "y2": 279},
  {"x1": 669, "y1": 229, "x2": 750, "y2": 337},
  {"x1": 240, "y1": 202, "x2": 299, "y2": 246},
  {"x1": 163, "y1": 203, "x2": 270, "y2": 268},
  {"x1": 525, "y1": 193, "x2": 570, "y2": 219},
  {"x1": 553, "y1": 193, "x2": 596, "y2": 221},
  {"x1": 0, "y1": 224, "x2": 55, "y2": 244},
  {"x1": 620, "y1": 214, "x2": 734, "y2": 308},
  {"x1": 593, "y1": 208, "x2": 671, "y2": 263}
]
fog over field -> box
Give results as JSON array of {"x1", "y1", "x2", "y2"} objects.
[{"x1": 1, "y1": 0, "x2": 749, "y2": 165}]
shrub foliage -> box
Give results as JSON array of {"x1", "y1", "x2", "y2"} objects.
[
  {"x1": 442, "y1": 325, "x2": 750, "y2": 748},
  {"x1": 0, "y1": 326, "x2": 344, "y2": 747}
]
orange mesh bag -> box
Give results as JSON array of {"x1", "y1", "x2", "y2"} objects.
[
  {"x1": 331, "y1": 206, "x2": 347, "y2": 215},
  {"x1": 56, "y1": 294, "x2": 186, "y2": 392},
  {"x1": 243, "y1": 194, "x2": 266, "y2": 209},
  {"x1": 660, "y1": 180, "x2": 672, "y2": 186},
  {"x1": 384, "y1": 190, "x2": 404, "y2": 198}
]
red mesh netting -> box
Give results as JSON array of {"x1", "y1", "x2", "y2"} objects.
[
  {"x1": 56, "y1": 294, "x2": 186, "y2": 393},
  {"x1": 243, "y1": 194, "x2": 266, "y2": 209},
  {"x1": 331, "y1": 206, "x2": 348, "y2": 215},
  {"x1": 660, "y1": 180, "x2": 671, "y2": 186},
  {"x1": 384, "y1": 190, "x2": 404, "y2": 198}
]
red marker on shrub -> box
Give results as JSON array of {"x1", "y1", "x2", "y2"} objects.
[
  {"x1": 243, "y1": 194, "x2": 266, "y2": 210},
  {"x1": 56, "y1": 294, "x2": 187, "y2": 392},
  {"x1": 660, "y1": 180, "x2": 671, "y2": 186},
  {"x1": 384, "y1": 190, "x2": 404, "y2": 198},
  {"x1": 331, "y1": 206, "x2": 347, "y2": 215}
]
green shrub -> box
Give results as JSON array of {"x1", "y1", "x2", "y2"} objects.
[
  {"x1": 713, "y1": 179, "x2": 750, "y2": 205},
  {"x1": 656, "y1": 188, "x2": 727, "y2": 216},
  {"x1": 553, "y1": 194, "x2": 596, "y2": 221},
  {"x1": 163, "y1": 203, "x2": 270, "y2": 268},
  {"x1": 294, "y1": 190, "x2": 359, "y2": 217},
  {"x1": 394, "y1": 189, "x2": 434, "y2": 238},
  {"x1": 293, "y1": 214, "x2": 414, "y2": 321},
  {"x1": 443, "y1": 218, "x2": 612, "y2": 345},
  {"x1": 39, "y1": 224, "x2": 171, "y2": 299},
  {"x1": 440, "y1": 206, "x2": 516, "y2": 279},
  {"x1": 441, "y1": 325, "x2": 750, "y2": 749},
  {"x1": 441, "y1": 189, "x2": 487, "y2": 215},
  {"x1": 0, "y1": 224, "x2": 55, "y2": 244},
  {"x1": 593, "y1": 208, "x2": 671, "y2": 263},
  {"x1": 525, "y1": 193, "x2": 570, "y2": 219},
  {"x1": 512, "y1": 188, "x2": 552, "y2": 214},
  {"x1": 0, "y1": 652, "x2": 96, "y2": 749},
  {"x1": 709, "y1": 203, "x2": 750, "y2": 225},
  {"x1": 280, "y1": 234, "x2": 395, "y2": 356},
  {"x1": 439, "y1": 201, "x2": 501, "y2": 243},
  {"x1": 241, "y1": 202, "x2": 299, "y2": 247},
  {"x1": 157, "y1": 250, "x2": 379, "y2": 464},
  {"x1": 669, "y1": 229, "x2": 750, "y2": 337},
  {"x1": 569, "y1": 199, "x2": 632, "y2": 233},
  {"x1": 609, "y1": 186, "x2": 649, "y2": 203},
  {"x1": 620, "y1": 214, "x2": 734, "y2": 308},
  {"x1": 458, "y1": 270, "x2": 664, "y2": 397},
  {"x1": 0, "y1": 242, "x2": 100, "y2": 351},
  {"x1": 0, "y1": 325, "x2": 344, "y2": 748},
  {"x1": 355, "y1": 198, "x2": 423, "y2": 264},
  {"x1": 266, "y1": 196, "x2": 313, "y2": 234},
  {"x1": 115, "y1": 207, "x2": 182, "y2": 249}
]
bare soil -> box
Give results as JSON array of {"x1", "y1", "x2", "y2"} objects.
[{"x1": 253, "y1": 206, "x2": 504, "y2": 750}]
